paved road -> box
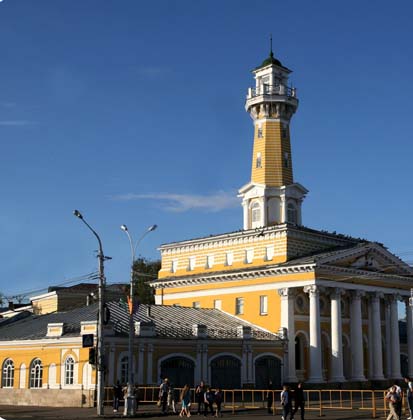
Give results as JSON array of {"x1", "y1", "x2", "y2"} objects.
[{"x1": 0, "y1": 405, "x2": 377, "y2": 420}]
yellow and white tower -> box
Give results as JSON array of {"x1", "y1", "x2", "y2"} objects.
[{"x1": 239, "y1": 47, "x2": 308, "y2": 230}]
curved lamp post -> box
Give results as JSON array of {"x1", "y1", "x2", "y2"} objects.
[
  {"x1": 120, "y1": 223, "x2": 157, "y2": 416},
  {"x1": 73, "y1": 210, "x2": 106, "y2": 416}
]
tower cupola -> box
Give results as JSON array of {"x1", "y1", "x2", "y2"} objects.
[{"x1": 238, "y1": 47, "x2": 308, "y2": 230}]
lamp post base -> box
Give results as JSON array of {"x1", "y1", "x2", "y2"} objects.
[{"x1": 124, "y1": 395, "x2": 136, "y2": 417}]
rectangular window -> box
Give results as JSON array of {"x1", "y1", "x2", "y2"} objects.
[
  {"x1": 265, "y1": 245, "x2": 274, "y2": 261},
  {"x1": 225, "y1": 251, "x2": 233, "y2": 266},
  {"x1": 192, "y1": 301, "x2": 200, "y2": 309},
  {"x1": 206, "y1": 255, "x2": 214, "y2": 269},
  {"x1": 245, "y1": 248, "x2": 254, "y2": 264},
  {"x1": 171, "y1": 259, "x2": 178, "y2": 273},
  {"x1": 257, "y1": 128, "x2": 263, "y2": 138},
  {"x1": 188, "y1": 256, "x2": 196, "y2": 271},
  {"x1": 214, "y1": 299, "x2": 222, "y2": 310},
  {"x1": 235, "y1": 297, "x2": 244, "y2": 315},
  {"x1": 260, "y1": 295, "x2": 268, "y2": 315}
]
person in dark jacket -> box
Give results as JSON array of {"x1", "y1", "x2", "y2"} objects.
[
  {"x1": 291, "y1": 382, "x2": 305, "y2": 420},
  {"x1": 267, "y1": 379, "x2": 274, "y2": 414}
]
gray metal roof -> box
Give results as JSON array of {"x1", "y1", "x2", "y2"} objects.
[{"x1": 0, "y1": 301, "x2": 280, "y2": 342}]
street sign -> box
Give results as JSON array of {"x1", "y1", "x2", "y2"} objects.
[{"x1": 82, "y1": 334, "x2": 94, "y2": 348}]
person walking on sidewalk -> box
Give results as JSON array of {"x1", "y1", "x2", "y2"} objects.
[
  {"x1": 405, "y1": 377, "x2": 413, "y2": 420},
  {"x1": 280, "y1": 385, "x2": 291, "y2": 420},
  {"x1": 385, "y1": 385, "x2": 400, "y2": 420},
  {"x1": 291, "y1": 382, "x2": 305, "y2": 420}
]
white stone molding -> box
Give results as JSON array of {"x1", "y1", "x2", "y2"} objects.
[
  {"x1": 303, "y1": 285, "x2": 323, "y2": 382},
  {"x1": 329, "y1": 287, "x2": 345, "y2": 382},
  {"x1": 278, "y1": 287, "x2": 297, "y2": 382},
  {"x1": 350, "y1": 290, "x2": 366, "y2": 381}
]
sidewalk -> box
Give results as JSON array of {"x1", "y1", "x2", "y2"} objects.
[{"x1": 0, "y1": 405, "x2": 377, "y2": 420}]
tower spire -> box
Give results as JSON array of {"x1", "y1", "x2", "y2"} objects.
[{"x1": 270, "y1": 34, "x2": 273, "y2": 58}]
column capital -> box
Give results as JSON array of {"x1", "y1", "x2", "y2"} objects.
[
  {"x1": 304, "y1": 285, "x2": 320, "y2": 296},
  {"x1": 385, "y1": 293, "x2": 402, "y2": 304},
  {"x1": 328, "y1": 287, "x2": 345, "y2": 299},
  {"x1": 350, "y1": 290, "x2": 365, "y2": 300},
  {"x1": 278, "y1": 287, "x2": 296, "y2": 298},
  {"x1": 367, "y1": 291, "x2": 384, "y2": 301}
]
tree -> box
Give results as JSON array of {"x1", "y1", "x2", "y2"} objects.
[{"x1": 131, "y1": 257, "x2": 161, "y2": 304}]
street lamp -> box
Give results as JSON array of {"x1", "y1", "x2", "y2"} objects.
[
  {"x1": 73, "y1": 210, "x2": 106, "y2": 416},
  {"x1": 120, "y1": 223, "x2": 157, "y2": 417}
]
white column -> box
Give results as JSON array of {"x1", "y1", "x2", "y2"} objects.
[
  {"x1": 330, "y1": 288, "x2": 345, "y2": 382},
  {"x1": 279, "y1": 288, "x2": 298, "y2": 382},
  {"x1": 242, "y1": 201, "x2": 249, "y2": 230},
  {"x1": 390, "y1": 295, "x2": 401, "y2": 378},
  {"x1": 405, "y1": 299, "x2": 413, "y2": 378},
  {"x1": 304, "y1": 285, "x2": 323, "y2": 383},
  {"x1": 146, "y1": 344, "x2": 153, "y2": 385},
  {"x1": 350, "y1": 290, "x2": 366, "y2": 381},
  {"x1": 384, "y1": 298, "x2": 392, "y2": 378},
  {"x1": 137, "y1": 344, "x2": 145, "y2": 384},
  {"x1": 369, "y1": 292, "x2": 384, "y2": 380}
]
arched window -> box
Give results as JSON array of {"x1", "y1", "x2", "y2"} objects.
[
  {"x1": 251, "y1": 202, "x2": 261, "y2": 225},
  {"x1": 2, "y1": 359, "x2": 14, "y2": 388},
  {"x1": 287, "y1": 202, "x2": 297, "y2": 224},
  {"x1": 210, "y1": 355, "x2": 241, "y2": 389},
  {"x1": 64, "y1": 356, "x2": 75, "y2": 385},
  {"x1": 160, "y1": 356, "x2": 195, "y2": 387},
  {"x1": 29, "y1": 358, "x2": 43, "y2": 388},
  {"x1": 120, "y1": 355, "x2": 129, "y2": 384}
]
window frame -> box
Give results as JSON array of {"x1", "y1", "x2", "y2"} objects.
[
  {"x1": 2, "y1": 358, "x2": 14, "y2": 388},
  {"x1": 235, "y1": 297, "x2": 244, "y2": 315},
  {"x1": 29, "y1": 358, "x2": 43, "y2": 389},
  {"x1": 260, "y1": 295, "x2": 268, "y2": 315},
  {"x1": 64, "y1": 356, "x2": 75, "y2": 386}
]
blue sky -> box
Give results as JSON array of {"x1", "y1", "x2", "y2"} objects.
[{"x1": 0, "y1": 0, "x2": 412, "y2": 300}]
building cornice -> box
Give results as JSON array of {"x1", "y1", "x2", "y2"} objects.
[{"x1": 150, "y1": 263, "x2": 316, "y2": 289}]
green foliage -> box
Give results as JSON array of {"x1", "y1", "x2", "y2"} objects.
[{"x1": 132, "y1": 257, "x2": 161, "y2": 304}]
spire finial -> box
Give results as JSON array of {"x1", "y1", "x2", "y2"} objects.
[{"x1": 270, "y1": 34, "x2": 273, "y2": 58}]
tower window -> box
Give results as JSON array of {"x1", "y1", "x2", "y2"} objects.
[
  {"x1": 245, "y1": 248, "x2": 254, "y2": 264},
  {"x1": 260, "y1": 295, "x2": 268, "y2": 315},
  {"x1": 251, "y1": 202, "x2": 261, "y2": 223},
  {"x1": 284, "y1": 152, "x2": 289, "y2": 168},
  {"x1": 188, "y1": 256, "x2": 196, "y2": 271},
  {"x1": 257, "y1": 128, "x2": 263, "y2": 138},
  {"x1": 287, "y1": 202, "x2": 298, "y2": 224},
  {"x1": 225, "y1": 251, "x2": 233, "y2": 266},
  {"x1": 256, "y1": 152, "x2": 262, "y2": 168}
]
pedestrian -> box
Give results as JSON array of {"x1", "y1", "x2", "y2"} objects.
[
  {"x1": 204, "y1": 386, "x2": 215, "y2": 416},
  {"x1": 405, "y1": 377, "x2": 413, "y2": 420},
  {"x1": 180, "y1": 384, "x2": 192, "y2": 418},
  {"x1": 167, "y1": 381, "x2": 177, "y2": 414},
  {"x1": 393, "y1": 381, "x2": 402, "y2": 419},
  {"x1": 385, "y1": 385, "x2": 400, "y2": 420},
  {"x1": 214, "y1": 388, "x2": 223, "y2": 417},
  {"x1": 291, "y1": 382, "x2": 305, "y2": 420},
  {"x1": 195, "y1": 380, "x2": 206, "y2": 415},
  {"x1": 280, "y1": 384, "x2": 292, "y2": 420},
  {"x1": 112, "y1": 380, "x2": 122, "y2": 413},
  {"x1": 267, "y1": 379, "x2": 274, "y2": 414},
  {"x1": 159, "y1": 377, "x2": 170, "y2": 414}
]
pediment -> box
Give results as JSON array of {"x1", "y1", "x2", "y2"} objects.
[{"x1": 316, "y1": 243, "x2": 413, "y2": 276}]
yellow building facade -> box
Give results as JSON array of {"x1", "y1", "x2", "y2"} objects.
[{"x1": 151, "y1": 50, "x2": 413, "y2": 384}]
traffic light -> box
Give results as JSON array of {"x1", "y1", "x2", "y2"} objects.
[{"x1": 89, "y1": 347, "x2": 96, "y2": 365}]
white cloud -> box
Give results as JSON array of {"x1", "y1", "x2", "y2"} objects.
[{"x1": 112, "y1": 191, "x2": 240, "y2": 213}]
